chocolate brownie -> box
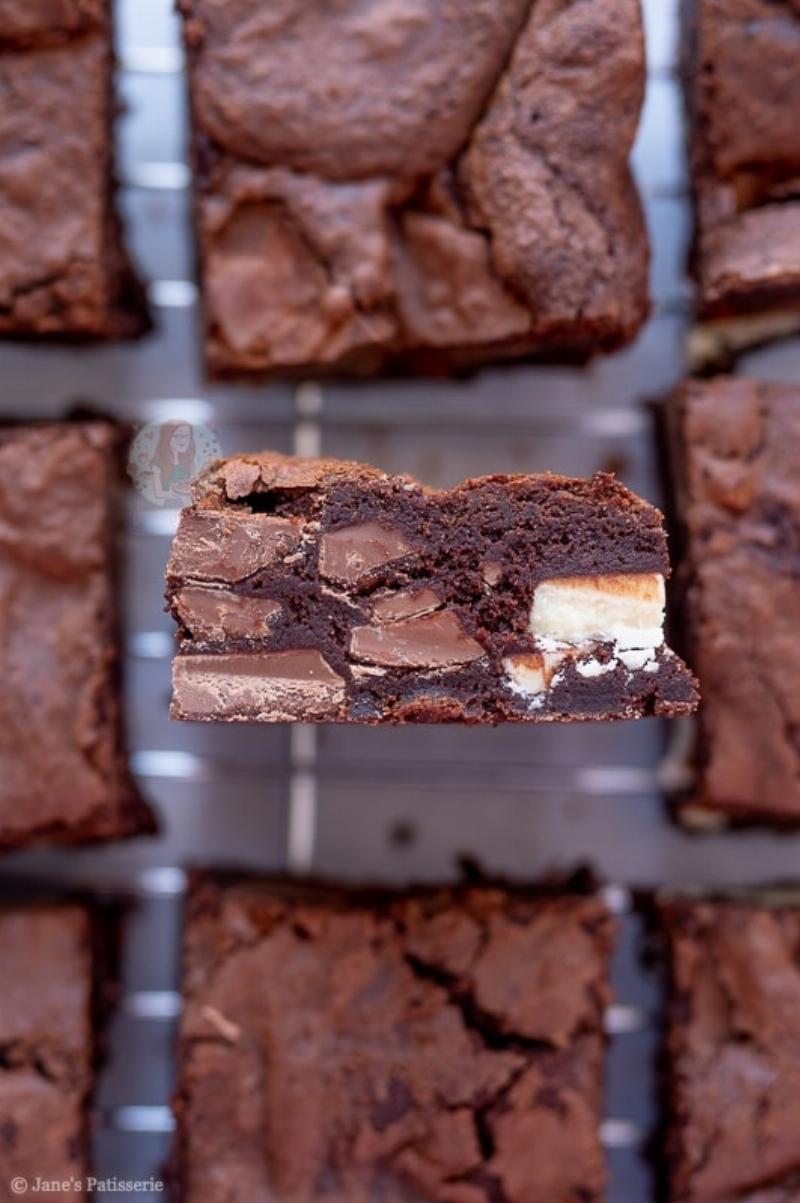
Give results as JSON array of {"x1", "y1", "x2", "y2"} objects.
[
  {"x1": 0, "y1": 422, "x2": 155, "y2": 849},
  {"x1": 178, "y1": 0, "x2": 649, "y2": 377},
  {"x1": 682, "y1": 0, "x2": 800, "y2": 363},
  {"x1": 166, "y1": 448, "x2": 697, "y2": 724},
  {"x1": 660, "y1": 896, "x2": 800, "y2": 1203},
  {"x1": 0, "y1": 0, "x2": 147, "y2": 337},
  {"x1": 667, "y1": 379, "x2": 800, "y2": 824},
  {"x1": 175, "y1": 874, "x2": 614, "y2": 1203},
  {"x1": 0, "y1": 904, "x2": 95, "y2": 1194}
]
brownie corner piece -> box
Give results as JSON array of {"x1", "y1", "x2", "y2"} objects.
[
  {"x1": 0, "y1": 902, "x2": 95, "y2": 1188},
  {"x1": 179, "y1": 0, "x2": 648, "y2": 377},
  {"x1": 175, "y1": 874, "x2": 613, "y2": 1203},
  {"x1": 667, "y1": 377, "x2": 800, "y2": 825},
  {"x1": 0, "y1": 421, "x2": 156, "y2": 849},
  {"x1": 682, "y1": 0, "x2": 800, "y2": 364},
  {"x1": 166, "y1": 449, "x2": 697, "y2": 725},
  {"x1": 0, "y1": 0, "x2": 148, "y2": 339},
  {"x1": 660, "y1": 894, "x2": 800, "y2": 1202}
]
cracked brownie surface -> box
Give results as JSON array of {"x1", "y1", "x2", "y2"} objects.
[
  {"x1": 166, "y1": 448, "x2": 697, "y2": 724},
  {"x1": 175, "y1": 875, "x2": 613, "y2": 1203},
  {"x1": 178, "y1": 0, "x2": 648, "y2": 376},
  {"x1": 682, "y1": 0, "x2": 800, "y2": 331},
  {"x1": 667, "y1": 379, "x2": 800, "y2": 823},
  {"x1": 0, "y1": 0, "x2": 147, "y2": 337},
  {"x1": 660, "y1": 898, "x2": 800, "y2": 1203},
  {"x1": 0, "y1": 423, "x2": 155, "y2": 849},
  {"x1": 0, "y1": 905, "x2": 94, "y2": 1196}
]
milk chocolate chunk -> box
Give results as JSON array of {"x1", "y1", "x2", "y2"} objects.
[
  {"x1": 174, "y1": 587, "x2": 282, "y2": 642},
  {"x1": 172, "y1": 649, "x2": 346, "y2": 722},
  {"x1": 175, "y1": 873, "x2": 614, "y2": 1203},
  {"x1": 371, "y1": 587, "x2": 442, "y2": 623},
  {"x1": 350, "y1": 611, "x2": 484, "y2": 669},
  {"x1": 178, "y1": 0, "x2": 648, "y2": 378},
  {"x1": 666, "y1": 378, "x2": 800, "y2": 824},
  {"x1": 167, "y1": 448, "x2": 697, "y2": 724},
  {"x1": 319, "y1": 522, "x2": 414, "y2": 587},
  {"x1": 167, "y1": 511, "x2": 302, "y2": 584},
  {"x1": 683, "y1": 0, "x2": 800, "y2": 361}
]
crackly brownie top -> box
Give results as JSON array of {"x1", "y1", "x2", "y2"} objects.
[
  {"x1": 181, "y1": 0, "x2": 648, "y2": 370},
  {"x1": 0, "y1": 424, "x2": 134, "y2": 845},
  {"x1": 662, "y1": 899, "x2": 800, "y2": 1203},
  {"x1": 0, "y1": 0, "x2": 104, "y2": 45},
  {"x1": 179, "y1": 877, "x2": 613, "y2": 1203},
  {"x1": 0, "y1": 905, "x2": 93, "y2": 1185},
  {"x1": 672, "y1": 378, "x2": 800, "y2": 819},
  {"x1": 181, "y1": 448, "x2": 670, "y2": 584},
  {"x1": 686, "y1": 0, "x2": 800, "y2": 216}
]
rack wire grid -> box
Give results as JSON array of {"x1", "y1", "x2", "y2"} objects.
[{"x1": 2, "y1": 1, "x2": 800, "y2": 1200}]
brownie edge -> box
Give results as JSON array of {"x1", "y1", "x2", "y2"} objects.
[
  {"x1": 667, "y1": 378, "x2": 800, "y2": 825},
  {"x1": 175, "y1": 873, "x2": 614, "y2": 1203},
  {"x1": 660, "y1": 897, "x2": 800, "y2": 1203}
]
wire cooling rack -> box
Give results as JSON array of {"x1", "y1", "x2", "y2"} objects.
[{"x1": 2, "y1": 2, "x2": 800, "y2": 1200}]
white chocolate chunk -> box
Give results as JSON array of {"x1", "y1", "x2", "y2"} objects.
[
  {"x1": 502, "y1": 651, "x2": 566, "y2": 696},
  {"x1": 618, "y1": 647, "x2": 656, "y2": 672},
  {"x1": 530, "y1": 574, "x2": 665, "y2": 651},
  {"x1": 575, "y1": 656, "x2": 616, "y2": 678}
]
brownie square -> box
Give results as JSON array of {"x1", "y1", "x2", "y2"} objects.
[
  {"x1": 178, "y1": 0, "x2": 649, "y2": 377},
  {"x1": 682, "y1": 0, "x2": 800, "y2": 356},
  {"x1": 660, "y1": 897, "x2": 800, "y2": 1202},
  {"x1": 0, "y1": 0, "x2": 147, "y2": 337},
  {"x1": 667, "y1": 378, "x2": 800, "y2": 824},
  {"x1": 0, "y1": 904, "x2": 95, "y2": 1192},
  {"x1": 0, "y1": 422, "x2": 155, "y2": 849},
  {"x1": 166, "y1": 447, "x2": 697, "y2": 724},
  {"x1": 175, "y1": 875, "x2": 614, "y2": 1203}
]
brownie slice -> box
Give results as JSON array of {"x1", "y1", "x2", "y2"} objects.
[
  {"x1": 682, "y1": 0, "x2": 800, "y2": 364},
  {"x1": 667, "y1": 378, "x2": 800, "y2": 825},
  {"x1": 166, "y1": 449, "x2": 697, "y2": 724},
  {"x1": 0, "y1": 422, "x2": 155, "y2": 849},
  {"x1": 175, "y1": 874, "x2": 614, "y2": 1203},
  {"x1": 0, "y1": 0, "x2": 147, "y2": 338},
  {"x1": 178, "y1": 0, "x2": 649, "y2": 377},
  {"x1": 660, "y1": 896, "x2": 800, "y2": 1203},
  {"x1": 0, "y1": 904, "x2": 96, "y2": 1193}
]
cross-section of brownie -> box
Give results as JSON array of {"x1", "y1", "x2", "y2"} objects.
[
  {"x1": 0, "y1": 903, "x2": 96, "y2": 1193},
  {"x1": 166, "y1": 449, "x2": 697, "y2": 724},
  {"x1": 0, "y1": 422, "x2": 155, "y2": 849},
  {"x1": 682, "y1": 0, "x2": 800, "y2": 364},
  {"x1": 175, "y1": 873, "x2": 614, "y2": 1203},
  {"x1": 0, "y1": 0, "x2": 147, "y2": 338},
  {"x1": 178, "y1": 0, "x2": 649, "y2": 377},
  {"x1": 666, "y1": 378, "x2": 800, "y2": 825},
  {"x1": 659, "y1": 895, "x2": 800, "y2": 1203}
]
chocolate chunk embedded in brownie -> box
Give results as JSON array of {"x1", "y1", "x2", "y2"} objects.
[
  {"x1": 0, "y1": 904, "x2": 95, "y2": 1192},
  {"x1": 178, "y1": 0, "x2": 649, "y2": 377},
  {"x1": 175, "y1": 874, "x2": 614, "y2": 1203},
  {"x1": 682, "y1": 0, "x2": 800, "y2": 363},
  {"x1": 0, "y1": 423, "x2": 155, "y2": 848},
  {"x1": 660, "y1": 896, "x2": 800, "y2": 1203},
  {"x1": 0, "y1": 0, "x2": 147, "y2": 337},
  {"x1": 166, "y1": 449, "x2": 697, "y2": 724},
  {"x1": 667, "y1": 378, "x2": 800, "y2": 824}
]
